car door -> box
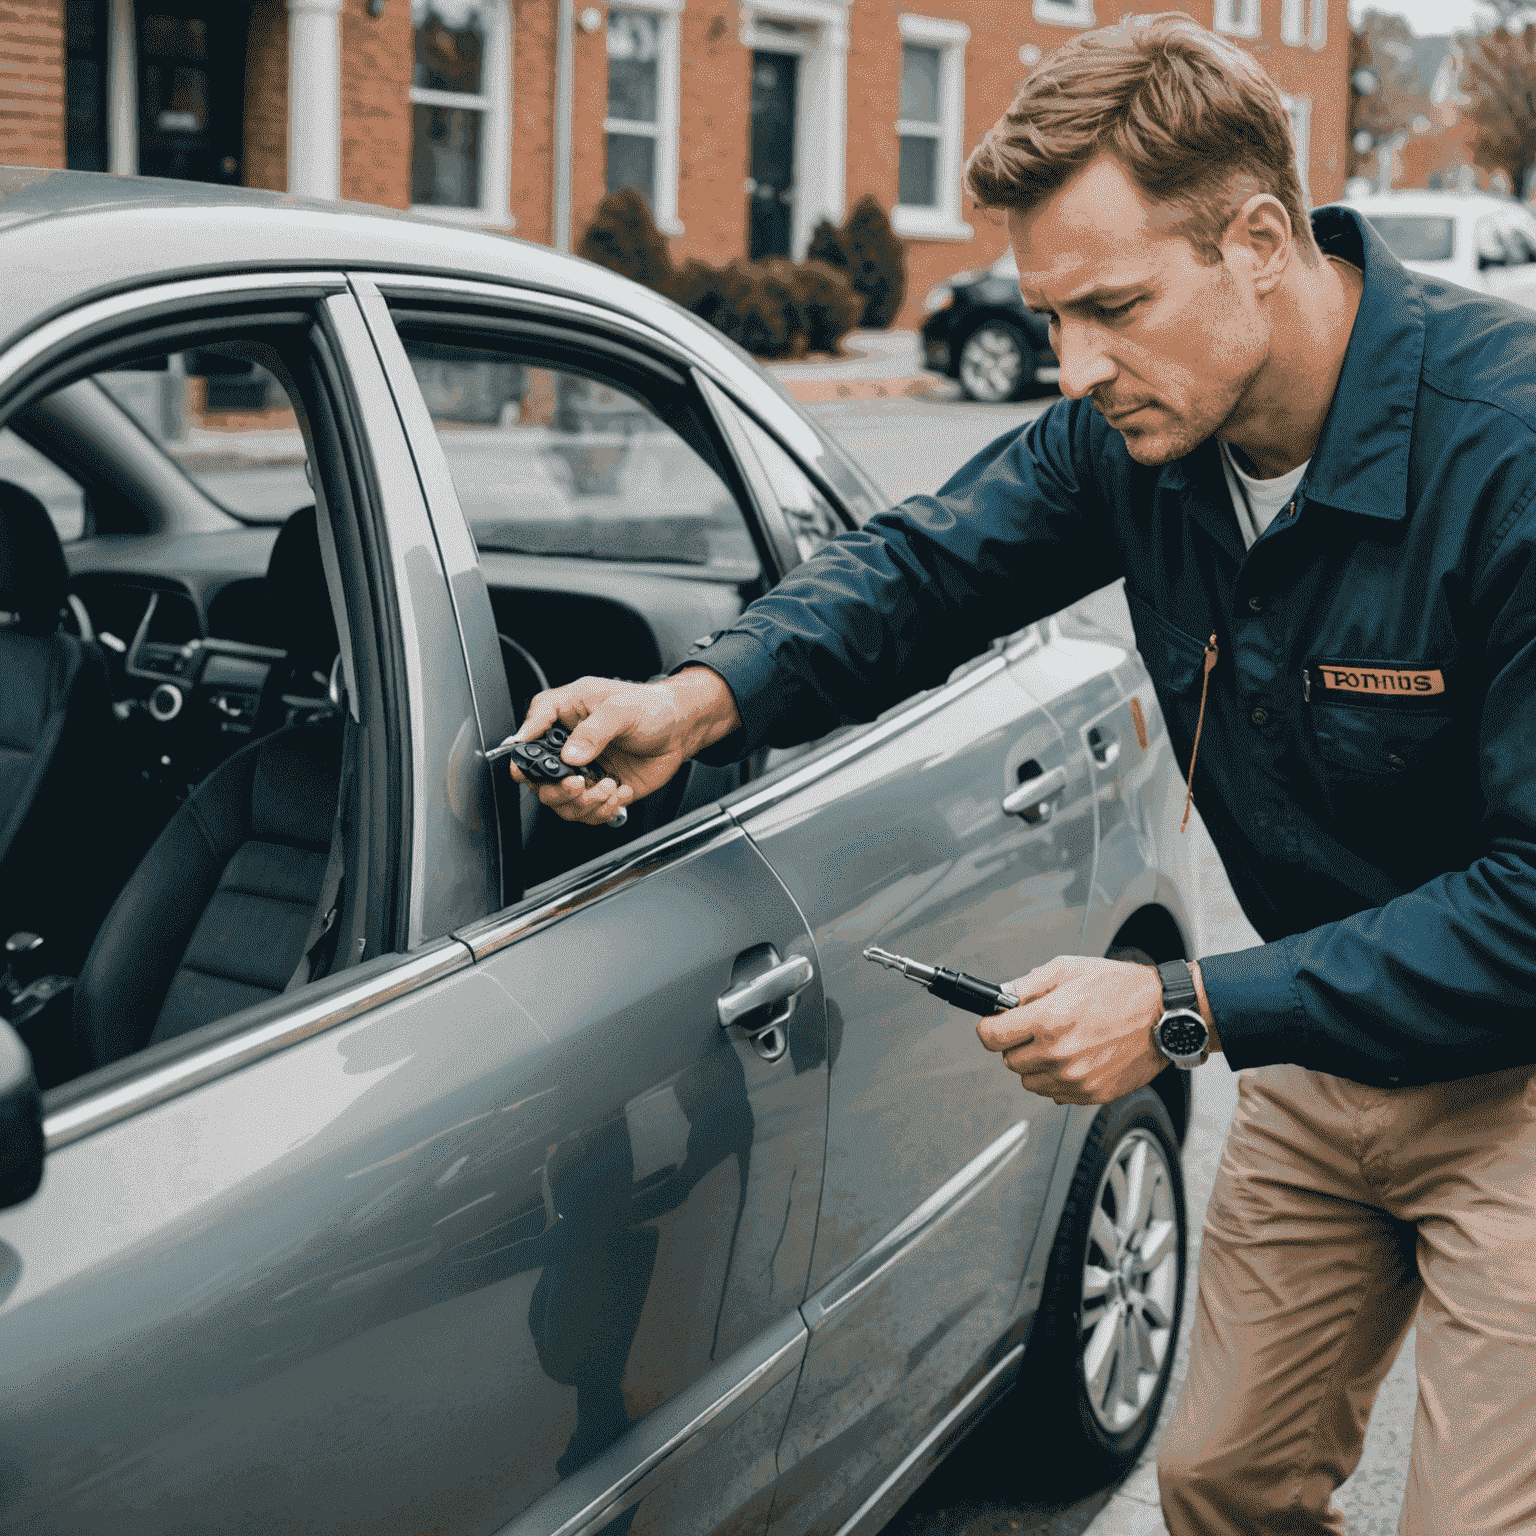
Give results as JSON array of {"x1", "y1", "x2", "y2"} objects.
[
  {"x1": 702, "y1": 395, "x2": 1093, "y2": 1535},
  {"x1": 351, "y1": 276, "x2": 831, "y2": 1536},
  {"x1": 0, "y1": 279, "x2": 576, "y2": 1534}
]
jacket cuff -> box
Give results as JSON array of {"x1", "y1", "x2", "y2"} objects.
[
  {"x1": 669, "y1": 631, "x2": 782, "y2": 765},
  {"x1": 1198, "y1": 935, "x2": 1306, "y2": 1071}
]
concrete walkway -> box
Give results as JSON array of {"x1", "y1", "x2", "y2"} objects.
[{"x1": 764, "y1": 329, "x2": 955, "y2": 403}]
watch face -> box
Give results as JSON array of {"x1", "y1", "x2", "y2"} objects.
[{"x1": 1158, "y1": 1010, "x2": 1208, "y2": 1058}]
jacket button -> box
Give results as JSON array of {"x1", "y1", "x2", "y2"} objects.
[
  {"x1": 1248, "y1": 596, "x2": 1265, "y2": 612},
  {"x1": 1250, "y1": 706, "x2": 1270, "y2": 727}
]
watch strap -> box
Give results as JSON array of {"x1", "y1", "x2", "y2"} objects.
[{"x1": 1157, "y1": 959, "x2": 1199, "y2": 1013}]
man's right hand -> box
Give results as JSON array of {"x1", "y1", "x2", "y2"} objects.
[{"x1": 508, "y1": 668, "x2": 743, "y2": 825}]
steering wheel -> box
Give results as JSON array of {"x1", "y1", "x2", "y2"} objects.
[{"x1": 499, "y1": 633, "x2": 551, "y2": 846}]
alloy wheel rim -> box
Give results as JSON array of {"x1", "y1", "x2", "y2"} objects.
[
  {"x1": 1078, "y1": 1128, "x2": 1179, "y2": 1433},
  {"x1": 959, "y1": 326, "x2": 1024, "y2": 401}
]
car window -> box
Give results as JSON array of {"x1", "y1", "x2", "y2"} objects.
[
  {"x1": 403, "y1": 340, "x2": 760, "y2": 578},
  {"x1": 0, "y1": 428, "x2": 86, "y2": 541},
  {"x1": 729, "y1": 408, "x2": 848, "y2": 561},
  {"x1": 1363, "y1": 214, "x2": 1455, "y2": 262},
  {"x1": 90, "y1": 356, "x2": 312, "y2": 525}
]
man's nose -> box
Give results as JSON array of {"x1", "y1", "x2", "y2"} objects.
[{"x1": 1054, "y1": 323, "x2": 1117, "y2": 400}]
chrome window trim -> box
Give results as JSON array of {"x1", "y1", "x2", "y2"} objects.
[
  {"x1": 801, "y1": 1118, "x2": 1031, "y2": 1332},
  {"x1": 0, "y1": 271, "x2": 349, "y2": 395},
  {"x1": 42, "y1": 938, "x2": 474, "y2": 1152},
  {"x1": 454, "y1": 813, "x2": 739, "y2": 961},
  {"x1": 498, "y1": 1312, "x2": 807, "y2": 1536},
  {"x1": 371, "y1": 273, "x2": 705, "y2": 366}
]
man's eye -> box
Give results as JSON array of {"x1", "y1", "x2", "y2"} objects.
[{"x1": 1096, "y1": 297, "x2": 1143, "y2": 320}]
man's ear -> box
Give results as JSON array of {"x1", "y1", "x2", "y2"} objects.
[{"x1": 1222, "y1": 193, "x2": 1291, "y2": 294}]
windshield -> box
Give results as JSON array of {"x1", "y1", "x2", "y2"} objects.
[{"x1": 1363, "y1": 214, "x2": 1456, "y2": 263}]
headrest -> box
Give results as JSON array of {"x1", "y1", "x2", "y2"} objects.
[
  {"x1": 265, "y1": 505, "x2": 339, "y2": 672},
  {"x1": 0, "y1": 480, "x2": 68, "y2": 636}
]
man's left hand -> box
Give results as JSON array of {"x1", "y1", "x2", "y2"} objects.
[{"x1": 977, "y1": 955, "x2": 1172, "y2": 1105}]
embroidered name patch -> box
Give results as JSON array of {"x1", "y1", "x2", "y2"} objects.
[{"x1": 1316, "y1": 665, "x2": 1445, "y2": 697}]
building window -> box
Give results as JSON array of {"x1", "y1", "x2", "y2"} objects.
[
  {"x1": 1309, "y1": 0, "x2": 1326, "y2": 49},
  {"x1": 1031, "y1": 0, "x2": 1097, "y2": 27},
  {"x1": 66, "y1": 0, "x2": 110, "y2": 172},
  {"x1": 1213, "y1": 0, "x2": 1260, "y2": 37},
  {"x1": 1281, "y1": 92, "x2": 1312, "y2": 200},
  {"x1": 893, "y1": 14, "x2": 971, "y2": 242},
  {"x1": 410, "y1": 1, "x2": 513, "y2": 228},
  {"x1": 1280, "y1": 0, "x2": 1323, "y2": 46},
  {"x1": 605, "y1": 0, "x2": 682, "y2": 235}
]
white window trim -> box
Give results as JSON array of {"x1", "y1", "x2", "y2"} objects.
[
  {"x1": 604, "y1": 0, "x2": 685, "y2": 236},
  {"x1": 1213, "y1": 0, "x2": 1261, "y2": 38},
  {"x1": 1280, "y1": 0, "x2": 1302, "y2": 45},
  {"x1": 1031, "y1": 0, "x2": 1097, "y2": 28},
  {"x1": 1309, "y1": 0, "x2": 1326, "y2": 50},
  {"x1": 409, "y1": 0, "x2": 514, "y2": 230},
  {"x1": 892, "y1": 13, "x2": 973, "y2": 242},
  {"x1": 1281, "y1": 91, "x2": 1312, "y2": 201}
]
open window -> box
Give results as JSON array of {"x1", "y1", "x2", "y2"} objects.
[{"x1": 0, "y1": 296, "x2": 404, "y2": 1102}]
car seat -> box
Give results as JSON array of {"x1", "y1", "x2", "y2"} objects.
[{"x1": 0, "y1": 481, "x2": 129, "y2": 973}]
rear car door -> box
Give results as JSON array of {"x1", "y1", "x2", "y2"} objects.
[
  {"x1": 352, "y1": 276, "x2": 830, "y2": 1535},
  {"x1": 700, "y1": 400, "x2": 1096, "y2": 1536}
]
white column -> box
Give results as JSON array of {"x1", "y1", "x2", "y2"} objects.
[
  {"x1": 106, "y1": 0, "x2": 137, "y2": 176},
  {"x1": 288, "y1": 0, "x2": 344, "y2": 199}
]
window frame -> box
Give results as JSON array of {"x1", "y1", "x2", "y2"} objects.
[
  {"x1": 408, "y1": 0, "x2": 515, "y2": 231},
  {"x1": 1031, "y1": 0, "x2": 1097, "y2": 27},
  {"x1": 604, "y1": 0, "x2": 685, "y2": 236},
  {"x1": 891, "y1": 13, "x2": 972, "y2": 243},
  {"x1": 1281, "y1": 92, "x2": 1312, "y2": 201},
  {"x1": 1213, "y1": 0, "x2": 1261, "y2": 38}
]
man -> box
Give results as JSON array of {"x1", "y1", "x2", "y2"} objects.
[{"x1": 511, "y1": 13, "x2": 1536, "y2": 1532}]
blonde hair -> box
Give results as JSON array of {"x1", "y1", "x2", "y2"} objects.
[{"x1": 965, "y1": 12, "x2": 1317, "y2": 265}]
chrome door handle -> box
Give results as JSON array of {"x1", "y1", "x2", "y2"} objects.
[
  {"x1": 1002, "y1": 764, "x2": 1068, "y2": 821},
  {"x1": 717, "y1": 954, "x2": 815, "y2": 1031}
]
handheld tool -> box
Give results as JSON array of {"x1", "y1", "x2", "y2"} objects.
[{"x1": 864, "y1": 945, "x2": 1020, "y2": 1016}]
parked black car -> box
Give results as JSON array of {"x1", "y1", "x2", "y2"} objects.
[{"x1": 920, "y1": 249, "x2": 1061, "y2": 403}]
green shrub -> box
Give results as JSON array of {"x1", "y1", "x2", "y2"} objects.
[
  {"x1": 802, "y1": 198, "x2": 908, "y2": 329},
  {"x1": 577, "y1": 187, "x2": 673, "y2": 295}
]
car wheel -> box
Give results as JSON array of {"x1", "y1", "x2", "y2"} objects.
[
  {"x1": 1016, "y1": 1086, "x2": 1188, "y2": 1492},
  {"x1": 957, "y1": 320, "x2": 1032, "y2": 403}
]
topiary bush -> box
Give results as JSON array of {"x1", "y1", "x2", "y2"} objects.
[
  {"x1": 802, "y1": 197, "x2": 908, "y2": 329},
  {"x1": 577, "y1": 186, "x2": 674, "y2": 296},
  {"x1": 576, "y1": 198, "x2": 865, "y2": 358}
]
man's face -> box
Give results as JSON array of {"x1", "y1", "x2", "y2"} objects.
[{"x1": 1008, "y1": 155, "x2": 1269, "y2": 465}]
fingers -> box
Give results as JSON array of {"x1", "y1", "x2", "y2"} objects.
[
  {"x1": 509, "y1": 767, "x2": 634, "y2": 825},
  {"x1": 560, "y1": 695, "x2": 635, "y2": 768}
]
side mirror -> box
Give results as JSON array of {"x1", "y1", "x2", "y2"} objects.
[
  {"x1": 1479, "y1": 251, "x2": 1506, "y2": 270},
  {"x1": 0, "y1": 1020, "x2": 43, "y2": 1210}
]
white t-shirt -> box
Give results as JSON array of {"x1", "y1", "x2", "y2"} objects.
[{"x1": 1219, "y1": 440, "x2": 1308, "y2": 550}]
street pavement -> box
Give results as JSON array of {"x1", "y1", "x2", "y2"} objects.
[{"x1": 782, "y1": 366, "x2": 1418, "y2": 1536}]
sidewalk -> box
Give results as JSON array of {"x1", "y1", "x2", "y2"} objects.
[{"x1": 764, "y1": 329, "x2": 956, "y2": 404}]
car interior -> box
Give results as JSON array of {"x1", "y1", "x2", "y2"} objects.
[{"x1": 0, "y1": 319, "x2": 843, "y2": 1096}]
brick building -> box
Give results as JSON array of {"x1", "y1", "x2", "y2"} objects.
[{"x1": 1, "y1": 0, "x2": 1350, "y2": 327}]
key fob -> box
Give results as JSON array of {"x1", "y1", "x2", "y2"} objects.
[{"x1": 492, "y1": 727, "x2": 627, "y2": 827}]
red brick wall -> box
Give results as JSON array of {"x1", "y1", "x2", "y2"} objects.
[
  {"x1": 677, "y1": 4, "x2": 749, "y2": 267},
  {"x1": 243, "y1": 0, "x2": 287, "y2": 192},
  {"x1": 512, "y1": 0, "x2": 555, "y2": 243},
  {"x1": 341, "y1": 0, "x2": 412, "y2": 208},
  {"x1": 0, "y1": 0, "x2": 64, "y2": 170},
  {"x1": 570, "y1": 1, "x2": 610, "y2": 249}
]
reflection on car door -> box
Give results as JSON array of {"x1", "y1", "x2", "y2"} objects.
[
  {"x1": 452, "y1": 821, "x2": 828, "y2": 1536},
  {"x1": 728, "y1": 635, "x2": 1090, "y2": 1536}
]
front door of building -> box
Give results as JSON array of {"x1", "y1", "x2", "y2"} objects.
[
  {"x1": 749, "y1": 51, "x2": 797, "y2": 259},
  {"x1": 136, "y1": 4, "x2": 247, "y2": 183}
]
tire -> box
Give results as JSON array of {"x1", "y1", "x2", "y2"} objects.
[
  {"x1": 1014, "y1": 1086, "x2": 1188, "y2": 1494},
  {"x1": 956, "y1": 319, "x2": 1032, "y2": 403}
]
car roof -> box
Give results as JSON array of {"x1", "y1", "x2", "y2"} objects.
[
  {"x1": 1345, "y1": 190, "x2": 1522, "y2": 219},
  {"x1": 0, "y1": 166, "x2": 745, "y2": 378}
]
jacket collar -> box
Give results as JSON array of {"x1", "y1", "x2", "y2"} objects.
[{"x1": 1158, "y1": 205, "x2": 1426, "y2": 524}]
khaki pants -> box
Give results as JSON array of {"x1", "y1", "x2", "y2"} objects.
[{"x1": 1157, "y1": 1062, "x2": 1536, "y2": 1534}]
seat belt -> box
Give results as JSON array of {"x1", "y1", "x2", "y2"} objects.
[{"x1": 287, "y1": 713, "x2": 357, "y2": 993}]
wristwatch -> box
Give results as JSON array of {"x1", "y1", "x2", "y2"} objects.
[{"x1": 1153, "y1": 960, "x2": 1210, "y2": 1070}]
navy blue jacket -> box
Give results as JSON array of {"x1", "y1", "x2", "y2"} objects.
[{"x1": 693, "y1": 206, "x2": 1536, "y2": 1087}]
